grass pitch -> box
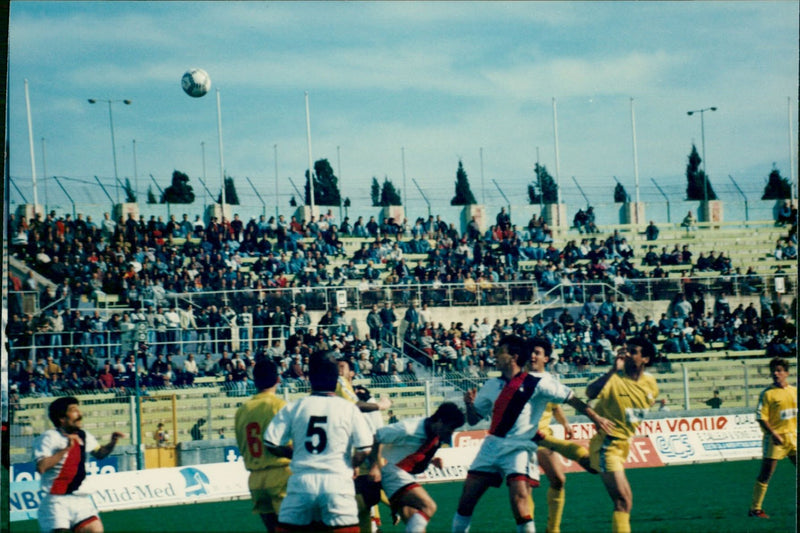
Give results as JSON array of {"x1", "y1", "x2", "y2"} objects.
[{"x1": 10, "y1": 459, "x2": 797, "y2": 533}]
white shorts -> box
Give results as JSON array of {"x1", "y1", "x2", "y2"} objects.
[
  {"x1": 38, "y1": 493, "x2": 99, "y2": 532},
  {"x1": 467, "y1": 434, "x2": 540, "y2": 487},
  {"x1": 278, "y1": 473, "x2": 358, "y2": 527},
  {"x1": 380, "y1": 464, "x2": 419, "y2": 501}
]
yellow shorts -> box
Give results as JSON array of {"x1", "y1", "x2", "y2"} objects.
[
  {"x1": 763, "y1": 432, "x2": 797, "y2": 461},
  {"x1": 589, "y1": 433, "x2": 629, "y2": 473},
  {"x1": 248, "y1": 466, "x2": 292, "y2": 515}
]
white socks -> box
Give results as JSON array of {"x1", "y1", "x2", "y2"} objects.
[
  {"x1": 452, "y1": 512, "x2": 471, "y2": 533},
  {"x1": 517, "y1": 519, "x2": 536, "y2": 533},
  {"x1": 406, "y1": 511, "x2": 430, "y2": 533}
]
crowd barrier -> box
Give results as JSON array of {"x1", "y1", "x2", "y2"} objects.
[{"x1": 9, "y1": 408, "x2": 764, "y2": 522}]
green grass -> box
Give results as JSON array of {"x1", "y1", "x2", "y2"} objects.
[{"x1": 10, "y1": 459, "x2": 796, "y2": 533}]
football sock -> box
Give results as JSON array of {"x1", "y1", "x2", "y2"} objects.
[
  {"x1": 544, "y1": 439, "x2": 590, "y2": 463},
  {"x1": 611, "y1": 511, "x2": 630, "y2": 533},
  {"x1": 547, "y1": 486, "x2": 565, "y2": 533},
  {"x1": 452, "y1": 512, "x2": 472, "y2": 533},
  {"x1": 515, "y1": 516, "x2": 536, "y2": 533},
  {"x1": 405, "y1": 511, "x2": 430, "y2": 533},
  {"x1": 750, "y1": 481, "x2": 768, "y2": 511}
]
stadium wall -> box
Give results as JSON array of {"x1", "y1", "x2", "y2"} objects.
[{"x1": 10, "y1": 408, "x2": 765, "y2": 522}]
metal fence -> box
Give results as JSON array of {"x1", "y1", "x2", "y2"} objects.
[{"x1": 8, "y1": 358, "x2": 773, "y2": 468}]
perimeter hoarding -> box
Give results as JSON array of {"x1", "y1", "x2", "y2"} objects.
[{"x1": 10, "y1": 413, "x2": 764, "y2": 521}]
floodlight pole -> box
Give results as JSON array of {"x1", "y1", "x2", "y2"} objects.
[
  {"x1": 88, "y1": 97, "x2": 132, "y2": 205},
  {"x1": 630, "y1": 98, "x2": 641, "y2": 207},
  {"x1": 687, "y1": 106, "x2": 717, "y2": 204},
  {"x1": 274, "y1": 144, "x2": 279, "y2": 219},
  {"x1": 25, "y1": 79, "x2": 39, "y2": 209},
  {"x1": 216, "y1": 89, "x2": 226, "y2": 215},
  {"x1": 305, "y1": 91, "x2": 315, "y2": 212}
]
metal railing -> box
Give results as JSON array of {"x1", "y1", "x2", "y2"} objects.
[{"x1": 8, "y1": 359, "x2": 773, "y2": 466}]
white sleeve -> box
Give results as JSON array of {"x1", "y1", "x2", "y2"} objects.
[
  {"x1": 375, "y1": 418, "x2": 414, "y2": 445},
  {"x1": 473, "y1": 381, "x2": 497, "y2": 419},
  {"x1": 33, "y1": 431, "x2": 59, "y2": 462},
  {"x1": 263, "y1": 402, "x2": 293, "y2": 447},
  {"x1": 350, "y1": 406, "x2": 374, "y2": 450},
  {"x1": 537, "y1": 374, "x2": 573, "y2": 404},
  {"x1": 85, "y1": 432, "x2": 100, "y2": 455}
]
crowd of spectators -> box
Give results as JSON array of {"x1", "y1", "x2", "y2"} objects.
[{"x1": 6, "y1": 204, "x2": 797, "y2": 399}]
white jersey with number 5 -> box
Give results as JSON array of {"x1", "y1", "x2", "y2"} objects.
[{"x1": 263, "y1": 393, "x2": 373, "y2": 476}]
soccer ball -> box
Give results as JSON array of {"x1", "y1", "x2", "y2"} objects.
[{"x1": 181, "y1": 68, "x2": 211, "y2": 98}]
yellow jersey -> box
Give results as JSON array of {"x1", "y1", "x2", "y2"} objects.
[
  {"x1": 336, "y1": 376, "x2": 359, "y2": 404},
  {"x1": 234, "y1": 391, "x2": 291, "y2": 471},
  {"x1": 538, "y1": 403, "x2": 557, "y2": 431},
  {"x1": 592, "y1": 371, "x2": 659, "y2": 440},
  {"x1": 756, "y1": 384, "x2": 798, "y2": 436}
]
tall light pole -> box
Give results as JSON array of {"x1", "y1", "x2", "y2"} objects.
[
  {"x1": 132, "y1": 139, "x2": 138, "y2": 203},
  {"x1": 687, "y1": 106, "x2": 717, "y2": 204},
  {"x1": 88, "y1": 98, "x2": 132, "y2": 204}
]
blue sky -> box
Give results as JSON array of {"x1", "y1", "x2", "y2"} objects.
[{"x1": 6, "y1": 1, "x2": 799, "y2": 211}]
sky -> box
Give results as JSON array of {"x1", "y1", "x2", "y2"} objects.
[{"x1": 5, "y1": 1, "x2": 799, "y2": 213}]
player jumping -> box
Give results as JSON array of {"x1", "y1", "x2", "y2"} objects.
[
  {"x1": 452, "y1": 335, "x2": 613, "y2": 533},
  {"x1": 586, "y1": 337, "x2": 659, "y2": 533},
  {"x1": 369, "y1": 401, "x2": 466, "y2": 532}
]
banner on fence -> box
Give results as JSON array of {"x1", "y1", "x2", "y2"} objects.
[{"x1": 10, "y1": 413, "x2": 763, "y2": 521}]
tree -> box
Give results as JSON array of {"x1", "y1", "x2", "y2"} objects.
[
  {"x1": 162, "y1": 170, "x2": 195, "y2": 204},
  {"x1": 613, "y1": 182, "x2": 629, "y2": 203},
  {"x1": 761, "y1": 164, "x2": 792, "y2": 200},
  {"x1": 216, "y1": 176, "x2": 240, "y2": 205},
  {"x1": 379, "y1": 177, "x2": 402, "y2": 206},
  {"x1": 685, "y1": 144, "x2": 717, "y2": 201},
  {"x1": 451, "y1": 160, "x2": 477, "y2": 205},
  {"x1": 371, "y1": 178, "x2": 381, "y2": 206},
  {"x1": 528, "y1": 163, "x2": 558, "y2": 204},
  {"x1": 123, "y1": 177, "x2": 137, "y2": 203},
  {"x1": 304, "y1": 158, "x2": 341, "y2": 206},
  {"x1": 147, "y1": 186, "x2": 157, "y2": 204}
]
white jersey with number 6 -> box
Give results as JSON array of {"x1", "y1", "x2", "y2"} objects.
[{"x1": 263, "y1": 393, "x2": 373, "y2": 476}]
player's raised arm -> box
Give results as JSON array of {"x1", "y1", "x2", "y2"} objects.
[
  {"x1": 463, "y1": 388, "x2": 483, "y2": 426},
  {"x1": 586, "y1": 350, "x2": 625, "y2": 399},
  {"x1": 91, "y1": 431, "x2": 124, "y2": 460},
  {"x1": 367, "y1": 438, "x2": 383, "y2": 482},
  {"x1": 566, "y1": 395, "x2": 614, "y2": 435}
]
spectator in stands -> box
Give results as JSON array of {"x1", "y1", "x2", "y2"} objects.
[
  {"x1": 782, "y1": 239, "x2": 797, "y2": 260},
  {"x1": 681, "y1": 210, "x2": 697, "y2": 231},
  {"x1": 645, "y1": 221, "x2": 659, "y2": 241},
  {"x1": 705, "y1": 390, "x2": 723, "y2": 409},
  {"x1": 380, "y1": 302, "x2": 398, "y2": 346},
  {"x1": 775, "y1": 200, "x2": 793, "y2": 226},
  {"x1": 97, "y1": 362, "x2": 116, "y2": 391}
]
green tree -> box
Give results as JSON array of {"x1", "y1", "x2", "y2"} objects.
[
  {"x1": 451, "y1": 160, "x2": 477, "y2": 205},
  {"x1": 123, "y1": 177, "x2": 137, "y2": 203},
  {"x1": 761, "y1": 164, "x2": 792, "y2": 200},
  {"x1": 371, "y1": 178, "x2": 381, "y2": 206},
  {"x1": 216, "y1": 176, "x2": 240, "y2": 205},
  {"x1": 147, "y1": 186, "x2": 157, "y2": 204},
  {"x1": 380, "y1": 177, "x2": 402, "y2": 206},
  {"x1": 528, "y1": 163, "x2": 558, "y2": 204},
  {"x1": 304, "y1": 158, "x2": 342, "y2": 206},
  {"x1": 162, "y1": 170, "x2": 195, "y2": 204},
  {"x1": 613, "y1": 182, "x2": 629, "y2": 203},
  {"x1": 685, "y1": 144, "x2": 717, "y2": 201}
]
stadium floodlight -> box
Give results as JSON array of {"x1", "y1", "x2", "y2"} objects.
[
  {"x1": 88, "y1": 98, "x2": 132, "y2": 204},
  {"x1": 686, "y1": 106, "x2": 718, "y2": 204}
]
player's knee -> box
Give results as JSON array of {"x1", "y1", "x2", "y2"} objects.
[
  {"x1": 614, "y1": 493, "x2": 632, "y2": 513},
  {"x1": 550, "y1": 474, "x2": 565, "y2": 491},
  {"x1": 420, "y1": 498, "x2": 437, "y2": 517}
]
